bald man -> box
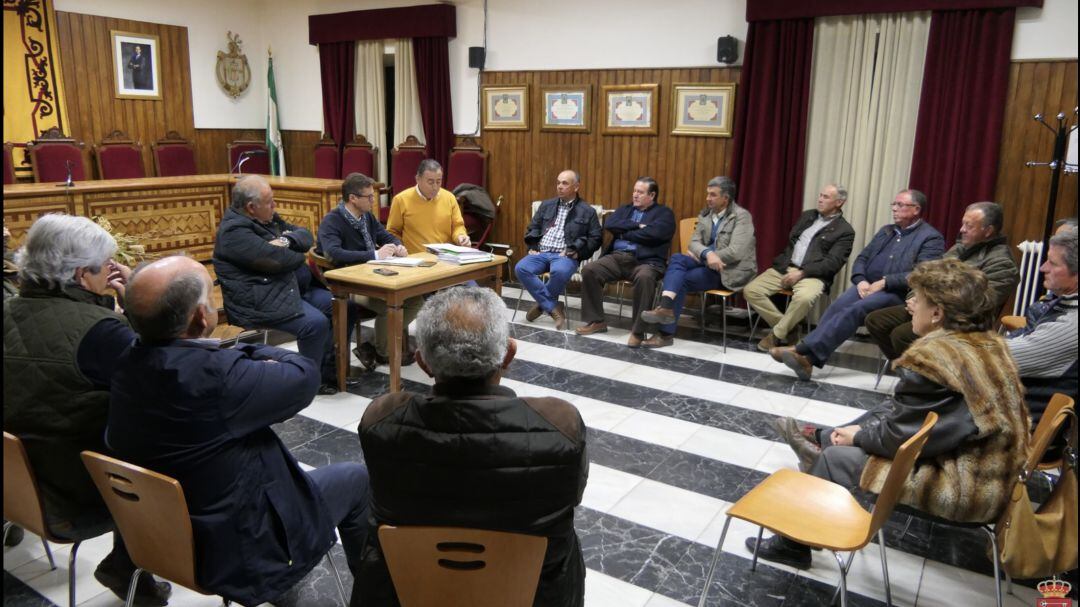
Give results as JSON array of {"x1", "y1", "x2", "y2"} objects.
[{"x1": 107, "y1": 256, "x2": 371, "y2": 606}]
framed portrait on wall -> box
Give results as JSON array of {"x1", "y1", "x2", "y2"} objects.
[
  {"x1": 671, "y1": 83, "x2": 736, "y2": 137},
  {"x1": 482, "y1": 85, "x2": 529, "y2": 130},
  {"x1": 110, "y1": 30, "x2": 162, "y2": 100},
  {"x1": 540, "y1": 86, "x2": 590, "y2": 132},
  {"x1": 601, "y1": 84, "x2": 658, "y2": 135}
]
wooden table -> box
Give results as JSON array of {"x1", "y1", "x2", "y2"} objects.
[{"x1": 322, "y1": 252, "x2": 508, "y2": 392}]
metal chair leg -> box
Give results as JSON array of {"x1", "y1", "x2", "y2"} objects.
[
  {"x1": 878, "y1": 529, "x2": 893, "y2": 607},
  {"x1": 1, "y1": 522, "x2": 10, "y2": 547},
  {"x1": 874, "y1": 355, "x2": 889, "y2": 389},
  {"x1": 830, "y1": 550, "x2": 856, "y2": 606},
  {"x1": 617, "y1": 281, "x2": 625, "y2": 320},
  {"x1": 42, "y1": 537, "x2": 56, "y2": 570},
  {"x1": 982, "y1": 526, "x2": 1004, "y2": 607},
  {"x1": 124, "y1": 567, "x2": 144, "y2": 607},
  {"x1": 68, "y1": 541, "x2": 81, "y2": 607},
  {"x1": 750, "y1": 526, "x2": 763, "y2": 572},
  {"x1": 699, "y1": 293, "x2": 707, "y2": 339},
  {"x1": 897, "y1": 514, "x2": 915, "y2": 542},
  {"x1": 721, "y1": 295, "x2": 728, "y2": 354},
  {"x1": 511, "y1": 286, "x2": 525, "y2": 321},
  {"x1": 697, "y1": 516, "x2": 732, "y2": 607},
  {"x1": 832, "y1": 551, "x2": 849, "y2": 607},
  {"x1": 325, "y1": 550, "x2": 348, "y2": 607}
]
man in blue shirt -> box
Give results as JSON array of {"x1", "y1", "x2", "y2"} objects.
[{"x1": 576, "y1": 177, "x2": 675, "y2": 345}]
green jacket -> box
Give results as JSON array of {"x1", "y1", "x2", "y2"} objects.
[{"x1": 944, "y1": 235, "x2": 1018, "y2": 313}]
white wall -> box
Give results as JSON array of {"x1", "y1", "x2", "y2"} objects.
[{"x1": 55, "y1": 0, "x2": 1078, "y2": 135}]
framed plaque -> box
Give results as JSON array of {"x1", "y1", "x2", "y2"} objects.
[
  {"x1": 482, "y1": 85, "x2": 529, "y2": 131},
  {"x1": 541, "y1": 86, "x2": 590, "y2": 132},
  {"x1": 110, "y1": 30, "x2": 162, "y2": 100},
  {"x1": 671, "y1": 83, "x2": 736, "y2": 137},
  {"x1": 601, "y1": 84, "x2": 658, "y2": 135}
]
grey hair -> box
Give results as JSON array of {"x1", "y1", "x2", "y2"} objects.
[
  {"x1": 416, "y1": 159, "x2": 443, "y2": 177},
  {"x1": 415, "y1": 287, "x2": 509, "y2": 381},
  {"x1": 231, "y1": 175, "x2": 269, "y2": 211},
  {"x1": 831, "y1": 183, "x2": 848, "y2": 202},
  {"x1": 1049, "y1": 226, "x2": 1078, "y2": 275},
  {"x1": 1055, "y1": 217, "x2": 1077, "y2": 230},
  {"x1": 126, "y1": 259, "x2": 211, "y2": 341},
  {"x1": 966, "y1": 201, "x2": 1004, "y2": 233},
  {"x1": 902, "y1": 189, "x2": 928, "y2": 213},
  {"x1": 707, "y1": 176, "x2": 737, "y2": 201},
  {"x1": 16, "y1": 214, "x2": 116, "y2": 288}
]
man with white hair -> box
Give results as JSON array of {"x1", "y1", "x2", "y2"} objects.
[{"x1": 357, "y1": 287, "x2": 589, "y2": 607}]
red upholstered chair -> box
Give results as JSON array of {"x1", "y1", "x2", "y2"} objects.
[
  {"x1": 313, "y1": 135, "x2": 340, "y2": 179},
  {"x1": 94, "y1": 130, "x2": 146, "y2": 180},
  {"x1": 3, "y1": 142, "x2": 15, "y2": 185},
  {"x1": 341, "y1": 134, "x2": 377, "y2": 179},
  {"x1": 385, "y1": 135, "x2": 427, "y2": 223},
  {"x1": 152, "y1": 131, "x2": 197, "y2": 177},
  {"x1": 227, "y1": 137, "x2": 270, "y2": 175},
  {"x1": 25, "y1": 127, "x2": 87, "y2": 183},
  {"x1": 445, "y1": 136, "x2": 487, "y2": 191}
]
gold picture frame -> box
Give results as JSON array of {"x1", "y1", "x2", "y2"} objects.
[
  {"x1": 110, "y1": 30, "x2": 162, "y2": 100},
  {"x1": 671, "y1": 83, "x2": 736, "y2": 137},
  {"x1": 482, "y1": 85, "x2": 529, "y2": 131},
  {"x1": 540, "y1": 85, "x2": 591, "y2": 132},
  {"x1": 601, "y1": 84, "x2": 658, "y2": 135}
]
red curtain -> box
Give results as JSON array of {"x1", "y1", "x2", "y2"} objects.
[
  {"x1": 729, "y1": 19, "x2": 815, "y2": 273},
  {"x1": 413, "y1": 36, "x2": 454, "y2": 169},
  {"x1": 318, "y1": 40, "x2": 356, "y2": 169},
  {"x1": 909, "y1": 9, "x2": 1015, "y2": 245}
]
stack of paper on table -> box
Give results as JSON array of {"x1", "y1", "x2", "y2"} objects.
[
  {"x1": 423, "y1": 243, "x2": 494, "y2": 265},
  {"x1": 366, "y1": 256, "x2": 426, "y2": 266}
]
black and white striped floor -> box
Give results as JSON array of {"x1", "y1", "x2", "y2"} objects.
[{"x1": 3, "y1": 286, "x2": 1047, "y2": 606}]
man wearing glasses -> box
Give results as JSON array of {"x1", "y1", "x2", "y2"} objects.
[
  {"x1": 771, "y1": 189, "x2": 944, "y2": 382},
  {"x1": 317, "y1": 172, "x2": 417, "y2": 370}
]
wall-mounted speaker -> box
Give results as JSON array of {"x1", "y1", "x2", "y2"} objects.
[
  {"x1": 717, "y1": 36, "x2": 738, "y2": 64},
  {"x1": 469, "y1": 46, "x2": 486, "y2": 70}
]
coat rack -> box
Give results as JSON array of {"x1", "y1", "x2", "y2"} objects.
[{"x1": 1024, "y1": 107, "x2": 1078, "y2": 247}]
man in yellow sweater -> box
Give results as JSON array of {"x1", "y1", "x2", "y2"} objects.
[{"x1": 387, "y1": 159, "x2": 470, "y2": 253}]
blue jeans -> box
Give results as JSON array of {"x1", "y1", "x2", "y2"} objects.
[
  {"x1": 658, "y1": 254, "x2": 723, "y2": 335},
  {"x1": 797, "y1": 285, "x2": 903, "y2": 367},
  {"x1": 269, "y1": 286, "x2": 360, "y2": 382},
  {"x1": 306, "y1": 463, "x2": 370, "y2": 578},
  {"x1": 515, "y1": 252, "x2": 579, "y2": 313}
]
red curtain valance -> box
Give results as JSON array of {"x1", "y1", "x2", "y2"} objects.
[
  {"x1": 308, "y1": 4, "x2": 456, "y2": 45},
  {"x1": 747, "y1": 0, "x2": 1041, "y2": 22}
]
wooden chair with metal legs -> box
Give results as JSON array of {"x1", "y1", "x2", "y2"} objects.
[
  {"x1": 998, "y1": 314, "x2": 1027, "y2": 333},
  {"x1": 874, "y1": 354, "x2": 891, "y2": 389},
  {"x1": 4, "y1": 432, "x2": 111, "y2": 607},
  {"x1": 698, "y1": 412, "x2": 939, "y2": 607},
  {"x1": 80, "y1": 451, "x2": 349, "y2": 607},
  {"x1": 378, "y1": 525, "x2": 547, "y2": 607}
]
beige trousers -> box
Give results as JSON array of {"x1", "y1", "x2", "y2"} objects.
[
  {"x1": 743, "y1": 267, "x2": 825, "y2": 340},
  {"x1": 352, "y1": 295, "x2": 424, "y2": 356}
]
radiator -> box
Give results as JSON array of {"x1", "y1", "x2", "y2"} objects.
[{"x1": 1013, "y1": 240, "x2": 1044, "y2": 316}]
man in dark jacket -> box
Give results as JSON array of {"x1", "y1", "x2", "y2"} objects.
[
  {"x1": 516, "y1": 169, "x2": 602, "y2": 330},
  {"x1": 213, "y1": 174, "x2": 356, "y2": 393},
  {"x1": 358, "y1": 287, "x2": 588, "y2": 607},
  {"x1": 864, "y1": 201, "x2": 1019, "y2": 360},
  {"x1": 108, "y1": 255, "x2": 371, "y2": 607},
  {"x1": 575, "y1": 177, "x2": 675, "y2": 343},
  {"x1": 773, "y1": 189, "x2": 944, "y2": 381},
  {"x1": 744, "y1": 183, "x2": 855, "y2": 351},
  {"x1": 317, "y1": 172, "x2": 417, "y2": 370}
]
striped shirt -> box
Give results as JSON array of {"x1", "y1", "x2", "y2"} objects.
[{"x1": 1008, "y1": 294, "x2": 1078, "y2": 378}]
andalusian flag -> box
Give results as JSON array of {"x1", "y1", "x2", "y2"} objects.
[{"x1": 266, "y1": 53, "x2": 285, "y2": 176}]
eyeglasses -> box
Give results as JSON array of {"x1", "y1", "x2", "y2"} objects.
[
  {"x1": 890, "y1": 202, "x2": 919, "y2": 209},
  {"x1": 353, "y1": 193, "x2": 376, "y2": 202}
]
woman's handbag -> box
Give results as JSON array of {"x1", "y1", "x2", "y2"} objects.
[{"x1": 995, "y1": 448, "x2": 1077, "y2": 579}]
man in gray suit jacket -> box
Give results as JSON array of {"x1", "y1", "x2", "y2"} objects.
[{"x1": 640, "y1": 176, "x2": 756, "y2": 347}]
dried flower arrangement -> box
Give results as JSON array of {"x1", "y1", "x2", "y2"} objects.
[{"x1": 93, "y1": 215, "x2": 156, "y2": 266}]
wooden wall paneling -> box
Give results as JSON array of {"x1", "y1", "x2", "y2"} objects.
[
  {"x1": 191, "y1": 129, "x2": 321, "y2": 178},
  {"x1": 56, "y1": 11, "x2": 196, "y2": 179},
  {"x1": 994, "y1": 60, "x2": 1078, "y2": 245}
]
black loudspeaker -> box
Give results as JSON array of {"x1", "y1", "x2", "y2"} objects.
[
  {"x1": 468, "y1": 46, "x2": 486, "y2": 70},
  {"x1": 717, "y1": 36, "x2": 738, "y2": 64}
]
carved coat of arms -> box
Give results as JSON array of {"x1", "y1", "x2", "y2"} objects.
[{"x1": 216, "y1": 31, "x2": 251, "y2": 98}]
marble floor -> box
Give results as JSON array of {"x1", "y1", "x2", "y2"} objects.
[{"x1": 3, "y1": 285, "x2": 1064, "y2": 606}]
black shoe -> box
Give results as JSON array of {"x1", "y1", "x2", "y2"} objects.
[
  {"x1": 94, "y1": 559, "x2": 172, "y2": 606},
  {"x1": 317, "y1": 383, "x2": 338, "y2": 395},
  {"x1": 354, "y1": 342, "x2": 379, "y2": 372},
  {"x1": 744, "y1": 535, "x2": 812, "y2": 570},
  {"x1": 3, "y1": 524, "x2": 24, "y2": 547}
]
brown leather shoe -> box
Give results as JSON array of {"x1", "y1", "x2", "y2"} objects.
[
  {"x1": 780, "y1": 349, "x2": 814, "y2": 381},
  {"x1": 640, "y1": 306, "x2": 675, "y2": 325},
  {"x1": 769, "y1": 345, "x2": 795, "y2": 363},
  {"x1": 525, "y1": 305, "x2": 543, "y2": 322},
  {"x1": 550, "y1": 302, "x2": 567, "y2": 330},
  {"x1": 627, "y1": 333, "x2": 644, "y2": 348},
  {"x1": 772, "y1": 417, "x2": 821, "y2": 472},
  {"x1": 757, "y1": 332, "x2": 779, "y2": 352},
  {"x1": 575, "y1": 321, "x2": 608, "y2": 335},
  {"x1": 641, "y1": 333, "x2": 674, "y2": 348}
]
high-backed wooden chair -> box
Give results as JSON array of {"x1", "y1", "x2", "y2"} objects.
[
  {"x1": 378, "y1": 525, "x2": 547, "y2": 607},
  {"x1": 3, "y1": 141, "x2": 16, "y2": 184},
  {"x1": 81, "y1": 450, "x2": 349, "y2": 607},
  {"x1": 25, "y1": 127, "x2": 87, "y2": 183},
  {"x1": 226, "y1": 136, "x2": 270, "y2": 175},
  {"x1": 699, "y1": 412, "x2": 939, "y2": 607},
  {"x1": 390, "y1": 135, "x2": 426, "y2": 196},
  {"x1": 5, "y1": 432, "x2": 109, "y2": 607},
  {"x1": 152, "y1": 131, "x2": 197, "y2": 177},
  {"x1": 94, "y1": 129, "x2": 146, "y2": 179},
  {"x1": 342, "y1": 134, "x2": 378, "y2": 180},
  {"x1": 445, "y1": 136, "x2": 487, "y2": 191},
  {"x1": 313, "y1": 135, "x2": 340, "y2": 179}
]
